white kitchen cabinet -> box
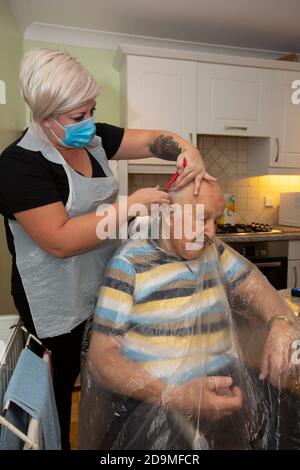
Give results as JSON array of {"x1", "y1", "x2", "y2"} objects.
[
  {"x1": 248, "y1": 70, "x2": 300, "y2": 175},
  {"x1": 288, "y1": 260, "x2": 300, "y2": 288},
  {"x1": 115, "y1": 47, "x2": 300, "y2": 182},
  {"x1": 271, "y1": 71, "x2": 300, "y2": 168},
  {"x1": 120, "y1": 55, "x2": 197, "y2": 167},
  {"x1": 287, "y1": 241, "x2": 300, "y2": 288},
  {"x1": 197, "y1": 63, "x2": 272, "y2": 137}
]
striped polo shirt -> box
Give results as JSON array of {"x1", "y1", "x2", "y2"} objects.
[{"x1": 93, "y1": 238, "x2": 252, "y2": 384}]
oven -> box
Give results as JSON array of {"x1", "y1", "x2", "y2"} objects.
[{"x1": 226, "y1": 240, "x2": 288, "y2": 290}]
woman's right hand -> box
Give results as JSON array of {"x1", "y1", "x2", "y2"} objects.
[
  {"x1": 165, "y1": 376, "x2": 243, "y2": 421},
  {"x1": 128, "y1": 186, "x2": 171, "y2": 214}
]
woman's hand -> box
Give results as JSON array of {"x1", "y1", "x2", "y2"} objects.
[
  {"x1": 165, "y1": 375, "x2": 243, "y2": 421},
  {"x1": 128, "y1": 186, "x2": 171, "y2": 214},
  {"x1": 260, "y1": 318, "x2": 300, "y2": 388},
  {"x1": 173, "y1": 151, "x2": 217, "y2": 195}
]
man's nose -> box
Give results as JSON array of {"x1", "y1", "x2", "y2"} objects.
[{"x1": 204, "y1": 220, "x2": 216, "y2": 239}]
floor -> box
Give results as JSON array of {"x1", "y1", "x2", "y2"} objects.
[{"x1": 70, "y1": 390, "x2": 80, "y2": 450}]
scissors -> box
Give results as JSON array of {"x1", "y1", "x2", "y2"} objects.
[{"x1": 165, "y1": 158, "x2": 187, "y2": 192}]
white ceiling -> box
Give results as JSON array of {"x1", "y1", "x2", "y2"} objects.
[{"x1": 10, "y1": 0, "x2": 300, "y2": 54}]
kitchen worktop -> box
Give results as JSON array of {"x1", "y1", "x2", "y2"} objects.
[
  {"x1": 218, "y1": 226, "x2": 300, "y2": 243},
  {"x1": 278, "y1": 289, "x2": 300, "y2": 316}
]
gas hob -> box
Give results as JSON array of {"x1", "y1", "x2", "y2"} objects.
[{"x1": 216, "y1": 223, "x2": 282, "y2": 235}]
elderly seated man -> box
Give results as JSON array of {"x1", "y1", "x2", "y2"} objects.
[{"x1": 81, "y1": 180, "x2": 300, "y2": 450}]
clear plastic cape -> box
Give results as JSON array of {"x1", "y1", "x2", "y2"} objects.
[{"x1": 78, "y1": 234, "x2": 300, "y2": 450}]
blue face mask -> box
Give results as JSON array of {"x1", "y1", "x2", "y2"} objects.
[{"x1": 50, "y1": 116, "x2": 96, "y2": 148}]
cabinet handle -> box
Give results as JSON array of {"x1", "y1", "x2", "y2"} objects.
[
  {"x1": 188, "y1": 133, "x2": 196, "y2": 146},
  {"x1": 224, "y1": 126, "x2": 247, "y2": 131},
  {"x1": 293, "y1": 266, "x2": 298, "y2": 288},
  {"x1": 274, "y1": 137, "x2": 280, "y2": 163},
  {"x1": 255, "y1": 261, "x2": 282, "y2": 268}
]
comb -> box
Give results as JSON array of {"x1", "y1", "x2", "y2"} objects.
[{"x1": 165, "y1": 158, "x2": 187, "y2": 192}]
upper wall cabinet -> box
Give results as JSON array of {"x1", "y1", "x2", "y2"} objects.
[
  {"x1": 116, "y1": 46, "x2": 300, "y2": 177},
  {"x1": 271, "y1": 71, "x2": 300, "y2": 168},
  {"x1": 248, "y1": 70, "x2": 300, "y2": 175},
  {"x1": 197, "y1": 63, "x2": 272, "y2": 137},
  {"x1": 121, "y1": 55, "x2": 197, "y2": 166}
]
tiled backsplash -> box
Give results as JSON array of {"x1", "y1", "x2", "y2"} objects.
[
  {"x1": 129, "y1": 173, "x2": 173, "y2": 195},
  {"x1": 128, "y1": 135, "x2": 300, "y2": 226}
]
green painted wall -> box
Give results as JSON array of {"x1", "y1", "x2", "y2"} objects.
[
  {"x1": 0, "y1": 0, "x2": 25, "y2": 146},
  {"x1": 24, "y1": 41, "x2": 121, "y2": 126},
  {"x1": 0, "y1": 0, "x2": 25, "y2": 314}
]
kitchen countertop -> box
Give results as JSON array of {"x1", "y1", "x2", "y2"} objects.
[
  {"x1": 278, "y1": 289, "x2": 300, "y2": 318},
  {"x1": 218, "y1": 225, "x2": 300, "y2": 243}
]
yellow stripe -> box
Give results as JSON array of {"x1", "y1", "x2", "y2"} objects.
[
  {"x1": 220, "y1": 246, "x2": 235, "y2": 273},
  {"x1": 135, "y1": 261, "x2": 185, "y2": 286},
  {"x1": 98, "y1": 286, "x2": 132, "y2": 306}
]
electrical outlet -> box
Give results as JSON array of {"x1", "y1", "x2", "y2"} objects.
[
  {"x1": 0, "y1": 80, "x2": 6, "y2": 104},
  {"x1": 264, "y1": 195, "x2": 274, "y2": 207}
]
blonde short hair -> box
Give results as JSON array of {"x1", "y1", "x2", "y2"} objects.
[{"x1": 19, "y1": 48, "x2": 101, "y2": 121}]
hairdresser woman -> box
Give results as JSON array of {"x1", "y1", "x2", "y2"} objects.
[{"x1": 0, "y1": 48, "x2": 210, "y2": 449}]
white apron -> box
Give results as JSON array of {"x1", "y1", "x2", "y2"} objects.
[{"x1": 9, "y1": 122, "x2": 119, "y2": 338}]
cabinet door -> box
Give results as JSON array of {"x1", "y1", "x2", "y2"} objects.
[
  {"x1": 125, "y1": 56, "x2": 197, "y2": 165},
  {"x1": 197, "y1": 63, "x2": 272, "y2": 137},
  {"x1": 271, "y1": 71, "x2": 300, "y2": 168},
  {"x1": 287, "y1": 260, "x2": 300, "y2": 288},
  {"x1": 288, "y1": 240, "x2": 300, "y2": 260}
]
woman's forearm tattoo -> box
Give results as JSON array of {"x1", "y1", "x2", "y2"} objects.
[{"x1": 149, "y1": 135, "x2": 183, "y2": 161}]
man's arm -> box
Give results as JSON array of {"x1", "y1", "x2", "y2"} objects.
[
  {"x1": 88, "y1": 331, "x2": 166, "y2": 403},
  {"x1": 217, "y1": 239, "x2": 295, "y2": 323},
  {"x1": 87, "y1": 331, "x2": 243, "y2": 419},
  {"x1": 228, "y1": 251, "x2": 300, "y2": 386},
  {"x1": 233, "y1": 266, "x2": 296, "y2": 323},
  {"x1": 89, "y1": 252, "x2": 167, "y2": 403}
]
